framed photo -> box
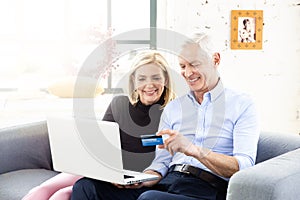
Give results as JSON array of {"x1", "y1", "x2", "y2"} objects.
[{"x1": 231, "y1": 10, "x2": 263, "y2": 50}]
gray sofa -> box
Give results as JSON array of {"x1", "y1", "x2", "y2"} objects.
[
  {"x1": 0, "y1": 121, "x2": 300, "y2": 200},
  {"x1": 0, "y1": 121, "x2": 59, "y2": 200}
]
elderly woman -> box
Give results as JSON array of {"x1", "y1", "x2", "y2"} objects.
[{"x1": 22, "y1": 51, "x2": 175, "y2": 200}]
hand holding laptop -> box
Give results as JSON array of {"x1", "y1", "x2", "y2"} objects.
[
  {"x1": 112, "y1": 170, "x2": 162, "y2": 188},
  {"x1": 141, "y1": 170, "x2": 162, "y2": 187},
  {"x1": 112, "y1": 182, "x2": 142, "y2": 189}
]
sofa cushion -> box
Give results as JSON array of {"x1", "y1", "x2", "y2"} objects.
[
  {"x1": 0, "y1": 169, "x2": 58, "y2": 200},
  {"x1": 256, "y1": 132, "x2": 300, "y2": 163},
  {"x1": 0, "y1": 121, "x2": 53, "y2": 174}
]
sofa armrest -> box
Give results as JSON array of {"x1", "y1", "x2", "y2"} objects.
[
  {"x1": 227, "y1": 148, "x2": 300, "y2": 200},
  {"x1": 0, "y1": 121, "x2": 53, "y2": 174},
  {"x1": 256, "y1": 131, "x2": 300, "y2": 163}
]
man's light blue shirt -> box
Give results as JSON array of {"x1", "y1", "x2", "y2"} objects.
[{"x1": 145, "y1": 80, "x2": 260, "y2": 179}]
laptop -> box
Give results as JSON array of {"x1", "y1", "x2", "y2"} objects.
[{"x1": 47, "y1": 116, "x2": 159, "y2": 185}]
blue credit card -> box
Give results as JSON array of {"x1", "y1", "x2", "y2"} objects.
[{"x1": 141, "y1": 134, "x2": 163, "y2": 146}]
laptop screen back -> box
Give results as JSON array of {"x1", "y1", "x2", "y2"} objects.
[{"x1": 47, "y1": 116, "x2": 127, "y2": 184}]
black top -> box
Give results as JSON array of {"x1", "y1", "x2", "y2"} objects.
[{"x1": 102, "y1": 94, "x2": 164, "y2": 171}]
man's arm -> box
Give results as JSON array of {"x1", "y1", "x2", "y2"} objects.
[
  {"x1": 159, "y1": 99, "x2": 259, "y2": 178},
  {"x1": 143, "y1": 108, "x2": 174, "y2": 177},
  {"x1": 188, "y1": 145, "x2": 239, "y2": 178},
  {"x1": 158, "y1": 130, "x2": 239, "y2": 178}
]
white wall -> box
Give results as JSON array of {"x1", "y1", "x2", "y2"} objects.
[{"x1": 157, "y1": 0, "x2": 300, "y2": 134}]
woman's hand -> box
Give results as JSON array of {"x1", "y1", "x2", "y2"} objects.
[
  {"x1": 112, "y1": 182, "x2": 143, "y2": 189},
  {"x1": 142, "y1": 170, "x2": 162, "y2": 187}
]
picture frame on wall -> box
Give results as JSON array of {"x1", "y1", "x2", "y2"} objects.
[{"x1": 231, "y1": 10, "x2": 263, "y2": 50}]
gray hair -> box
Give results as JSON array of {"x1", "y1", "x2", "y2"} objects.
[{"x1": 184, "y1": 32, "x2": 218, "y2": 59}]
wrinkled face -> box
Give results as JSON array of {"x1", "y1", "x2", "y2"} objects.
[
  {"x1": 178, "y1": 43, "x2": 217, "y2": 94},
  {"x1": 133, "y1": 63, "x2": 167, "y2": 106}
]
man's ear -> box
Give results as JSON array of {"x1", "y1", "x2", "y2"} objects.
[{"x1": 213, "y1": 53, "x2": 220, "y2": 66}]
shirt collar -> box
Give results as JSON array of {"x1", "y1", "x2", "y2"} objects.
[
  {"x1": 209, "y1": 78, "x2": 224, "y2": 102},
  {"x1": 187, "y1": 78, "x2": 224, "y2": 104}
]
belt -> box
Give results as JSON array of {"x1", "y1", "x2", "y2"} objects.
[{"x1": 170, "y1": 164, "x2": 228, "y2": 191}]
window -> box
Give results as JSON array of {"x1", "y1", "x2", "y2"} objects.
[
  {"x1": 0, "y1": 0, "x2": 108, "y2": 90},
  {"x1": 0, "y1": 0, "x2": 156, "y2": 127}
]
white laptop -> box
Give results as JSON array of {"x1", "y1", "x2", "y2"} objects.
[{"x1": 47, "y1": 116, "x2": 159, "y2": 185}]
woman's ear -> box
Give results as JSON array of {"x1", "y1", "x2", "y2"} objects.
[
  {"x1": 213, "y1": 53, "x2": 220, "y2": 66},
  {"x1": 164, "y1": 76, "x2": 169, "y2": 86},
  {"x1": 130, "y1": 74, "x2": 136, "y2": 90},
  {"x1": 131, "y1": 74, "x2": 136, "y2": 83}
]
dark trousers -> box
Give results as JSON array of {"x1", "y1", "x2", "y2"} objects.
[{"x1": 71, "y1": 171, "x2": 226, "y2": 200}]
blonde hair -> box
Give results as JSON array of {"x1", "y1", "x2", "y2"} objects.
[{"x1": 128, "y1": 51, "x2": 175, "y2": 108}]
